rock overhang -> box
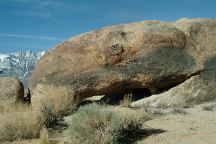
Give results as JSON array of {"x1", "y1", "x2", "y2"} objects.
[{"x1": 29, "y1": 18, "x2": 216, "y2": 106}]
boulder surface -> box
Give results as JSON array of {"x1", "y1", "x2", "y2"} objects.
[
  {"x1": 30, "y1": 18, "x2": 216, "y2": 106},
  {"x1": 0, "y1": 77, "x2": 24, "y2": 101}
]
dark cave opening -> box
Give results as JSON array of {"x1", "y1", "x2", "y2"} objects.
[
  {"x1": 100, "y1": 88, "x2": 152, "y2": 105},
  {"x1": 80, "y1": 74, "x2": 199, "y2": 106},
  {"x1": 100, "y1": 77, "x2": 189, "y2": 105}
]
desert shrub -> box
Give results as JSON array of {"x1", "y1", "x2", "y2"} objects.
[
  {"x1": 0, "y1": 84, "x2": 78, "y2": 142},
  {"x1": 168, "y1": 107, "x2": 188, "y2": 114},
  {"x1": 120, "y1": 93, "x2": 133, "y2": 107},
  {"x1": 202, "y1": 103, "x2": 216, "y2": 111},
  {"x1": 110, "y1": 106, "x2": 150, "y2": 131},
  {"x1": 38, "y1": 92, "x2": 76, "y2": 128},
  {"x1": 40, "y1": 128, "x2": 50, "y2": 144},
  {"x1": 40, "y1": 104, "x2": 63, "y2": 128},
  {"x1": 0, "y1": 107, "x2": 42, "y2": 142},
  {"x1": 69, "y1": 104, "x2": 145, "y2": 144},
  {"x1": 203, "y1": 105, "x2": 213, "y2": 111},
  {"x1": 0, "y1": 85, "x2": 77, "y2": 142},
  {"x1": 33, "y1": 85, "x2": 77, "y2": 128},
  {"x1": 32, "y1": 84, "x2": 77, "y2": 112}
]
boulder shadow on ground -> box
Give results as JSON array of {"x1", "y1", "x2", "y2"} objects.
[{"x1": 120, "y1": 128, "x2": 166, "y2": 144}]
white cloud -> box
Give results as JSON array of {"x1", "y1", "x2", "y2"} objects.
[
  {"x1": 8, "y1": 0, "x2": 64, "y2": 18},
  {"x1": 3, "y1": 0, "x2": 95, "y2": 19},
  {"x1": 0, "y1": 33, "x2": 63, "y2": 41}
]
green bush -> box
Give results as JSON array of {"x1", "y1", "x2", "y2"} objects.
[
  {"x1": 40, "y1": 104, "x2": 63, "y2": 128},
  {"x1": 69, "y1": 104, "x2": 144, "y2": 144}
]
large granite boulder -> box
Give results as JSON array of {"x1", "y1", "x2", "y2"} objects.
[
  {"x1": 30, "y1": 18, "x2": 216, "y2": 106},
  {"x1": 132, "y1": 18, "x2": 216, "y2": 107},
  {"x1": 0, "y1": 77, "x2": 24, "y2": 101}
]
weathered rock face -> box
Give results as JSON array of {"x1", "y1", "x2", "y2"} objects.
[
  {"x1": 0, "y1": 77, "x2": 24, "y2": 101},
  {"x1": 131, "y1": 70, "x2": 216, "y2": 108},
  {"x1": 30, "y1": 18, "x2": 216, "y2": 106}
]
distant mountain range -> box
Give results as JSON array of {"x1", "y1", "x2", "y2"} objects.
[{"x1": 0, "y1": 51, "x2": 45, "y2": 87}]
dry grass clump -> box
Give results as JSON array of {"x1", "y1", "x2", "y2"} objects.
[
  {"x1": 120, "y1": 93, "x2": 133, "y2": 107},
  {"x1": 69, "y1": 104, "x2": 148, "y2": 144},
  {"x1": 33, "y1": 84, "x2": 77, "y2": 128},
  {"x1": 0, "y1": 84, "x2": 77, "y2": 142},
  {"x1": 0, "y1": 106, "x2": 42, "y2": 142},
  {"x1": 110, "y1": 106, "x2": 151, "y2": 125},
  {"x1": 0, "y1": 97, "x2": 17, "y2": 113},
  {"x1": 32, "y1": 84, "x2": 77, "y2": 114},
  {"x1": 0, "y1": 97, "x2": 23, "y2": 113},
  {"x1": 39, "y1": 128, "x2": 50, "y2": 144}
]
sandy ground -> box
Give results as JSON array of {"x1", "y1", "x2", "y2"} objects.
[
  {"x1": 136, "y1": 102, "x2": 216, "y2": 144},
  {"x1": 9, "y1": 102, "x2": 216, "y2": 144}
]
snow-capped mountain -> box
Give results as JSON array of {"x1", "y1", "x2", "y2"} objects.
[{"x1": 0, "y1": 51, "x2": 45, "y2": 86}]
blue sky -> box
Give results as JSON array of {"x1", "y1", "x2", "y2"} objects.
[{"x1": 0, "y1": 0, "x2": 215, "y2": 53}]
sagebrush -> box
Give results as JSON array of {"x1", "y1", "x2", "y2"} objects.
[{"x1": 69, "y1": 104, "x2": 147, "y2": 144}]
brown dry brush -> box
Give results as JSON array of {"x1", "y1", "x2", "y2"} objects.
[{"x1": 0, "y1": 85, "x2": 77, "y2": 142}]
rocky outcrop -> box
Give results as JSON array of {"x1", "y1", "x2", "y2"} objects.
[
  {"x1": 132, "y1": 18, "x2": 216, "y2": 107},
  {"x1": 131, "y1": 71, "x2": 216, "y2": 108},
  {"x1": 30, "y1": 18, "x2": 216, "y2": 107},
  {"x1": 0, "y1": 77, "x2": 24, "y2": 101}
]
